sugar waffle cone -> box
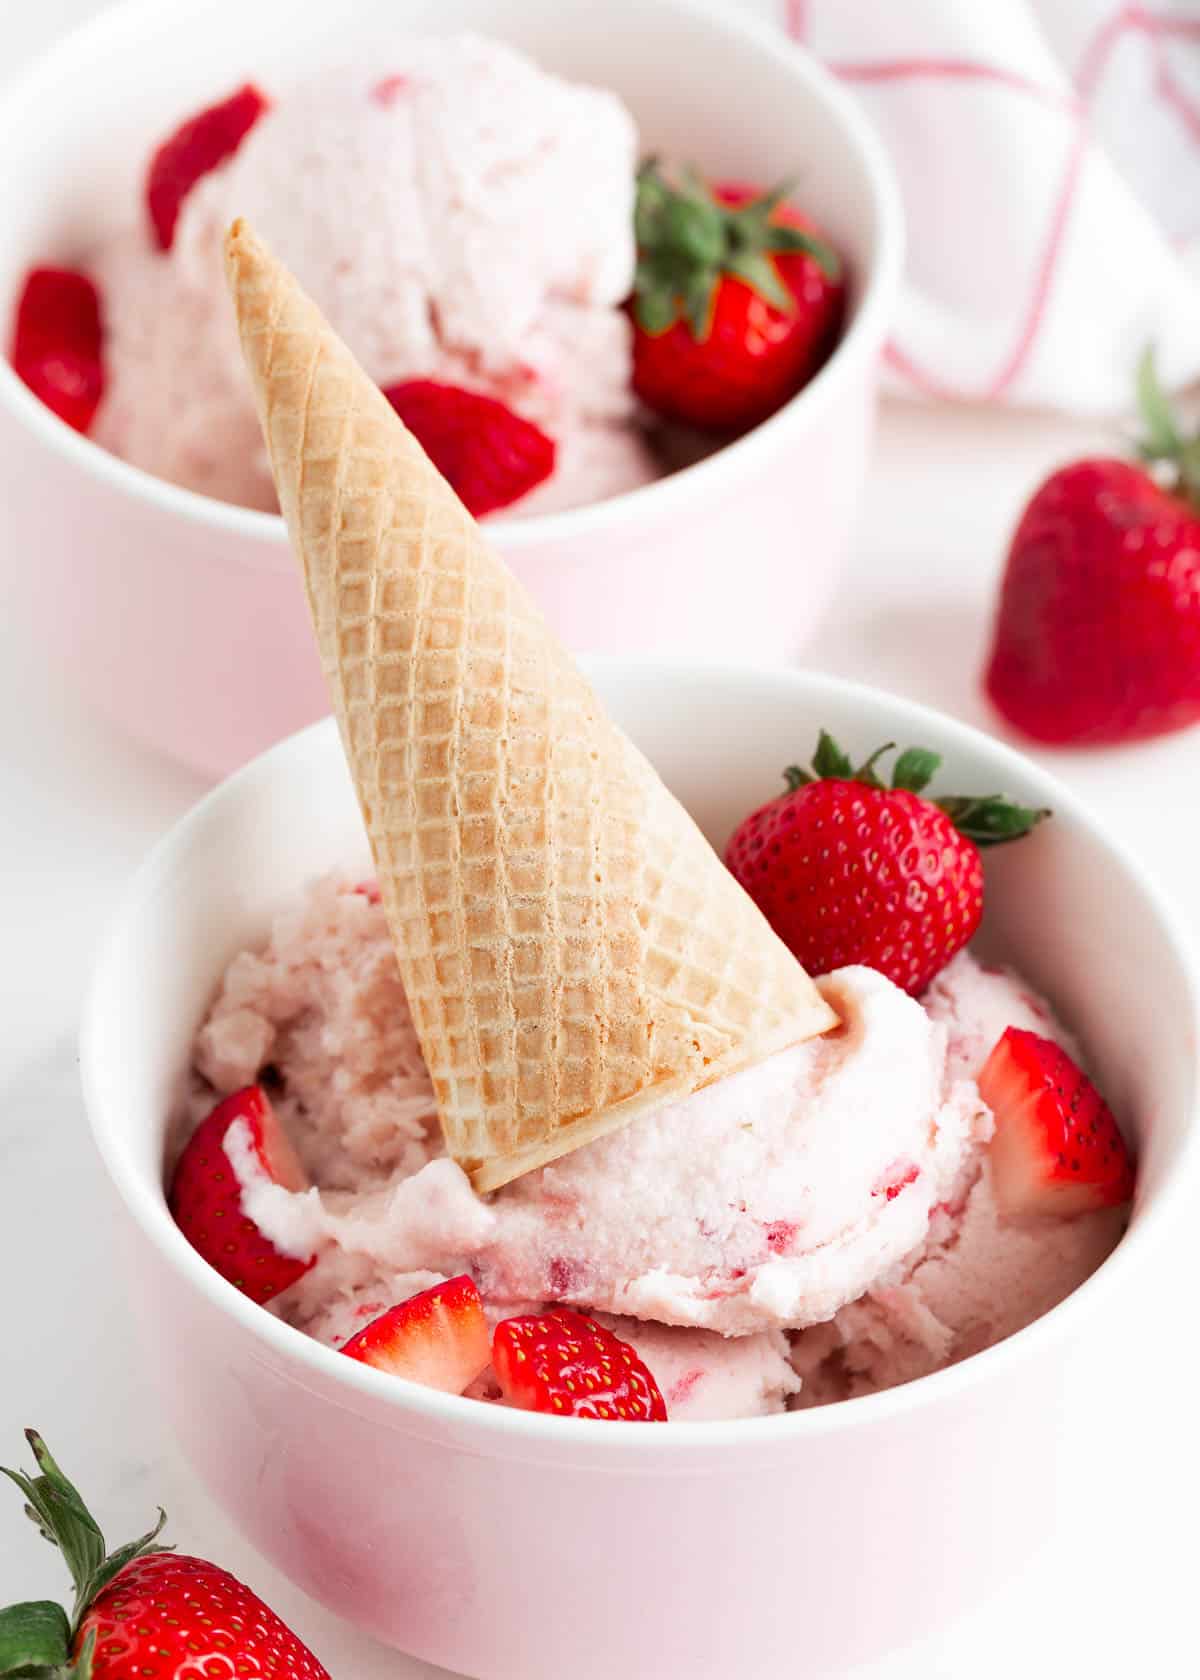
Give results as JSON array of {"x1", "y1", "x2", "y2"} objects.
[{"x1": 224, "y1": 219, "x2": 838, "y2": 1192}]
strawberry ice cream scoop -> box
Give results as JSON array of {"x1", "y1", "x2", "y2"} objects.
[
  {"x1": 90, "y1": 36, "x2": 658, "y2": 513},
  {"x1": 791, "y1": 951, "x2": 1129, "y2": 1404},
  {"x1": 181, "y1": 880, "x2": 1125, "y2": 1415},
  {"x1": 220, "y1": 964, "x2": 981, "y2": 1337},
  {"x1": 474, "y1": 966, "x2": 983, "y2": 1334},
  {"x1": 186, "y1": 879, "x2": 982, "y2": 1338}
]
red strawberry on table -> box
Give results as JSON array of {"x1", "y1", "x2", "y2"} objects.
[
  {"x1": 11, "y1": 267, "x2": 105, "y2": 433},
  {"x1": 341, "y1": 1275, "x2": 491, "y2": 1394},
  {"x1": 977, "y1": 1027, "x2": 1135, "y2": 1216},
  {"x1": 146, "y1": 82, "x2": 269, "y2": 251},
  {"x1": 383, "y1": 379, "x2": 556, "y2": 517},
  {"x1": 168, "y1": 1083, "x2": 314, "y2": 1304},
  {"x1": 985, "y1": 350, "x2": 1200, "y2": 745},
  {"x1": 0, "y1": 1430, "x2": 330, "y2": 1678},
  {"x1": 725, "y1": 732, "x2": 1048, "y2": 996},
  {"x1": 492, "y1": 1308, "x2": 667, "y2": 1421},
  {"x1": 629, "y1": 162, "x2": 844, "y2": 431}
]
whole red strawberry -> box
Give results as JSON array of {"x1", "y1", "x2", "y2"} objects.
[
  {"x1": 11, "y1": 267, "x2": 105, "y2": 433},
  {"x1": 629, "y1": 163, "x2": 844, "y2": 431},
  {"x1": 0, "y1": 1431, "x2": 330, "y2": 1678},
  {"x1": 147, "y1": 82, "x2": 269, "y2": 251},
  {"x1": 985, "y1": 351, "x2": 1200, "y2": 745},
  {"x1": 725, "y1": 732, "x2": 1048, "y2": 996},
  {"x1": 492, "y1": 1309, "x2": 667, "y2": 1422},
  {"x1": 383, "y1": 379, "x2": 556, "y2": 517}
]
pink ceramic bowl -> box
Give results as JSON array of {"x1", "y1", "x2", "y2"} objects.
[
  {"x1": 0, "y1": 0, "x2": 900, "y2": 779},
  {"x1": 80, "y1": 661, "x2": 1198, "y2": 1680}
]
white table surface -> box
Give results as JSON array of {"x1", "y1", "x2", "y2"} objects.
[{"x1": 2, "y1": 6, "x2": 1197, "y2": 1677}]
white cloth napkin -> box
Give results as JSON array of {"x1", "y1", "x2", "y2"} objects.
[{"x1": 731, "y1": 0, "x2": 1200, "y2": 413}]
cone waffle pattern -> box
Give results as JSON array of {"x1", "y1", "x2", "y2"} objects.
[{"x1": 225, "y1": 221, "x2": 837, "y2": 1191}]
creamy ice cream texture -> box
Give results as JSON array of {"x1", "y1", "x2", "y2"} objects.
[
  {"x1": 190, "y1": 882, "x2": 1124, "y2": 1420},
  {"x1": 92, "y1": 35, "x2": 658, "y2": 513}
]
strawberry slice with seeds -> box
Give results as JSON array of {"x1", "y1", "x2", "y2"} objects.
[
  {"x1": 168, "y1": 1084, "x2": 313, "y2": 1303},
  {"x1": 341, "y1": 1276, "x2": 491, "y2": 1394},
  {"x1": 147, "y1": 82, "x2": 269, "y2": 251},
  {"x1": 492, "y1": 1308, "x2": 668, "y2": 1421},
  {"x1": 382, "y1": 379, "x2": 556, "y2": 517},
  {"x1": 11, "y1": 266, "x2": 105, "y2": 432},
  {"x1": 977, "y1": 1028, "x2": 1135, "y2": 1217}
]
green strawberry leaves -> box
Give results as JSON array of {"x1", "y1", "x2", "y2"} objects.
[
  {"x1": 0, "y1": 1431, "x2": 171, "y2": 1666},
  {"x1": 781, "y1": 732, "x2": 1049, "y2": 847},
  {"x1": 1135, "y1": 346, "x2": 1200, "y2": 508},
  {"x1": 934, "y1": 794, "x2": 1051, "y2": 846},
  {"x1": 3, "y1": 1435, "x2": 107, "y2": 1611},
  {"x1": 633, "y1": 159, "x2": 840, "y2": 342},
  {"x1": 0, "y1": 1601, "x2": 70, "y2": 1676},
  {"x1": 890, "y1": 747, "x2": 941, "y2": 794}
]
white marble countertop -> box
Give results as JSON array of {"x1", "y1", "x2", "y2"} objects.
[{"x1": 2, "y1": 6, "x2": 1198, "y2": 1677}]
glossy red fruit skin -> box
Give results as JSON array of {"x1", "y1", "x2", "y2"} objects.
[
  {"x1": 383, "y1": 379, "x2": 556, "y2": 516},
  {"x1": 978, "y1": 1027, "x2": 1136, "y2": 1216},
  {"x1": 75, "y1": 1553, "x2": 330, "y2": 1679},
  {"x1": 147, "y1": 83, "x2": 268, "y2": 251},
  {"x1": 725, "y1": 779, "x2": 984, "y2": 996},
  {"x1": 11, "y1": 267, "x2": 105, "y2": 432},
  {"x1": 340, "y1": 1275, "x2": 491, "y2": 1394},
  {"x1": 492, "y1": 1308, "x2": 668, "y2": 1421},
  {"x1": 168, "y1": 1085, "x2": 313, "y2": 1305},
  {"x1": 631, "y1": 183, "x2": 845, "y2": 432},
  {"x1": 985, "y1": 458, "x2": 1200, "y2": 745}
]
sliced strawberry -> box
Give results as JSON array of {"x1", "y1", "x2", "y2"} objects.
[
  {"x1": 168, "y1": 1084, "x2": 313, "y2": 1304},
  {"x1": 492, "y1": 1308, "x2": 668, "y2": 1421},
  {"x1": 147, "y1": 83, "x2": 269, "y2": 251},
  {"x1": 340, "y1": 1276, "x2": 490, "y2": 1395},
  {"x1": 11, "y1": 267, "x2": 105, "y2": 433},
  {"x1": 977, "y1": 1028, "x2": 1135, "y2": 1217},
  {"x1": 382, "y1": 379, "x2": 556, "y2": 517}
]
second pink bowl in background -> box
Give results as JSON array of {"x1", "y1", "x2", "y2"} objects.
[{"x1": 0, "y1": 0, "x2": 901, "y2": 777}]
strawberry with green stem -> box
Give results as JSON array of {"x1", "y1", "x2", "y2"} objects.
[
  {"x1": 630, "y1": 161, "x2": 844, "y2": 431},
  {"x1": 725, "y1": 731, "x2": 1048, "y2": 996},
  {"x1": 985, "y1": 348, "x2": 1200, "y2": 745},
  {"x1": 0, "y1": 1431, "x2": 329, "y2": 1678}
]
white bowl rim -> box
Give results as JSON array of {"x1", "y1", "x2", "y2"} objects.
[
  {"x1": 0, "y1": 0, "x2": 903, "y2": 574},
  {"x1": 79, "y1": 659, "x2": 1200, "y2": 1457}
]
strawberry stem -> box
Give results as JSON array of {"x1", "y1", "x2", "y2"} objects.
[
  {"x1": 0, "y1": 1431, "x2": 171, "y2": 1658},
  {"x1": 781, "y1": 732, "x2": 1050, "y2": 846},
  {"x1": 1135, "y1": 346, "x2": 1200, "y2": 509},
  {"x1": 633, "y1": 160, "x2": 839, "y2": 342}
]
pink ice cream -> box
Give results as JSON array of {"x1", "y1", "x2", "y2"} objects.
[
  {"x1": 184, "y1": 879, "x2": 1126, "y2": 1419},
  {"x1": 790, "y1": 953, "x2": 1125, "y2": 1403},
  {"x1": 91, "y1": 36, "x2": 659, "y2": 514}
]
